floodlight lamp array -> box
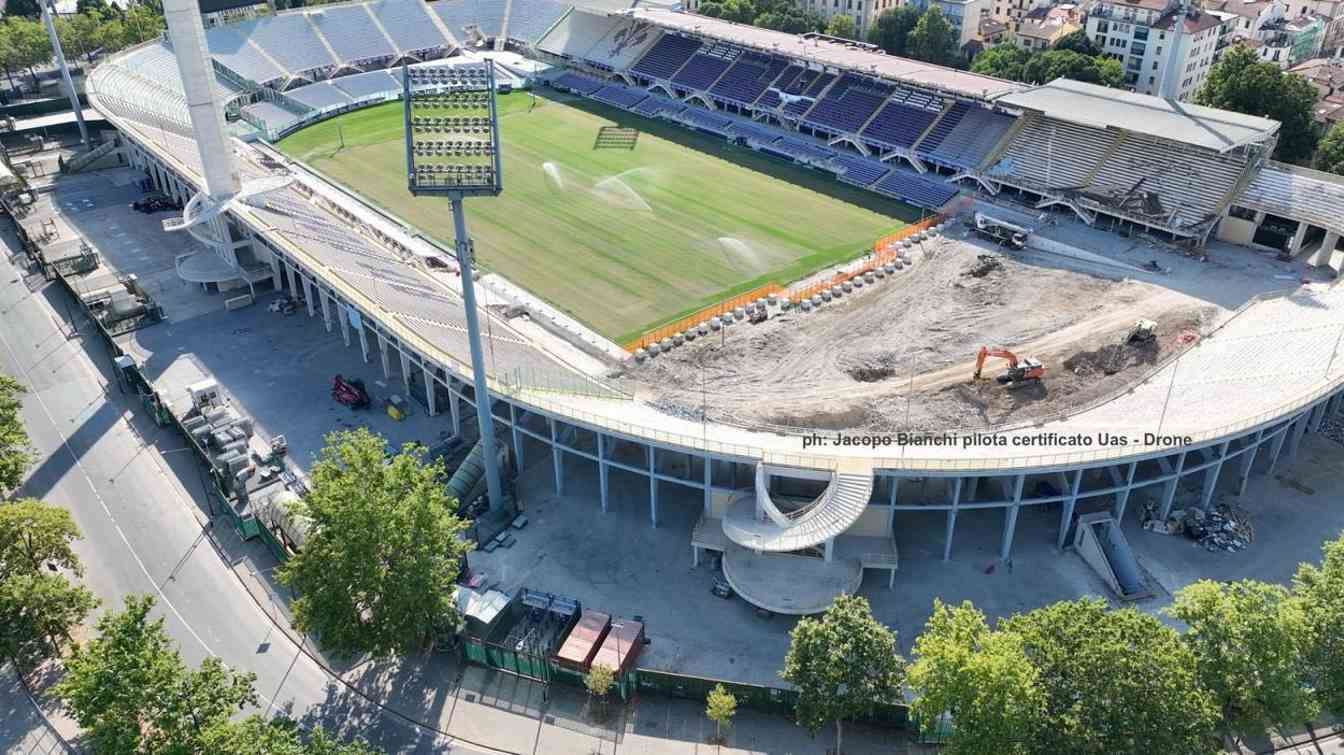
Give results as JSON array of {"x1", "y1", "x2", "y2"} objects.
[{"x1": 402, "y1": 60, "x2": 502, "y2": 196}]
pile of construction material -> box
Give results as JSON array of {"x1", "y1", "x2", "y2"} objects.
[
  {"x1": 1142, "y1": 502, "x2": 1255, "y2": 552},
  {"x1": 1320, "y1": 413, "x2": 1344, "y2": 445}
]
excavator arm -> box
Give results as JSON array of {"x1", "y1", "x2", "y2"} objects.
[{"x1": 973, "y1": 346, "x2": 1021, "y2": 380}]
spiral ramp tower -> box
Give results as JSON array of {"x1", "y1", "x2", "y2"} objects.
[{"x1": 718, "y1": 460, "x2": 891, "y2": 615}]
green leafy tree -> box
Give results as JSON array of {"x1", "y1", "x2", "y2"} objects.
[
  {"x1": 1195, "y1": 44, "x2": 1319, "y2": 162},
  {"x1": 825, "y1": 13, "x2": 856, "y2": 40},
  {"x1": 200, "y1": 715, "x2": 380, "y2": 755},
  {"x1": 1052, "y1": 28, "x2": 1098, "y2": 56},
  {"x1": 970, "y1": 43, "x2": 1031, "y2": 81},
  {"x1": 1022, "y1": 49, "x2": 1119, "y2": 86},
  {"x1": 585, "y1": 662, "x2": 616, "y2": 720},
  {"x1": 1094, "y1": 55, "x2": 1124, "y2": 88},
  {"x1": 1294, "y1": 533, "x2": 1344, "y2": 716},
  {"x1": 781, "y1": 594, "x2": 904, "y2": 754},
  {"x1": 55, "y1": 595, "x2": 258, "y2": 754},
  {"x1": 906, "y1": 600, "x2": 1044, "y2": 755},
  {"x1": 56, "y1": 12, "x2": 102, "y2": 63},
  {"x1": 0, "y1": 375, "x2": 32, "y2": 492},
  {"x1": 0, "y1": 571, "x2": 97, "y2": 669},
  {"x1": 93, "y1": 18, "x2": 128, "y2": 55},
  {"x1": 277, "y1": 428, "x2": 471, "y2": 659},
  {"x1": 3, "y1": 17, "x2": 53, "y2": 92},
  {"x1": 122, "y1": 3, "x2": 164, "y2": 45},
  {"x1": 75, "y1": 0, "x2": 110, "y2": 17},
  {"x1": 1315, "y1": 121, "x2": 1344, "y2": 174},
  {"x1": 1000, "y1": 598, "x2": 1219, "y2": 755},
  {"x1": 866, "y1": 5, "x2": 921, "y2": 56},
  {"x1": 906, "y1": 6, "x2": 959, "y2": 66},
  {"x1": 705, "y1": 683, "x2": 737, "y2": 743},
  {"x1": 0, "y1": 498, "x2": 83, "y2": 580},
  {"x1": 1168, "y1": 580, "x2": 1316, "y2": 744},
  {"x1": 3, "y1": 0, "x2": 42, "y2": 19}
]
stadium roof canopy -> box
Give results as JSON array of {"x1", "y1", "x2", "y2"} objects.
[
  {"x1": 626, "y1": 8, "x2": 1025, "y2": 100},
  {"x1": 995, "y1": 79, "x2": 1280, "y2": 153}
]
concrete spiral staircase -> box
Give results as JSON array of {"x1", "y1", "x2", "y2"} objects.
[{"x1": 723, "y1": 461, "x2": 874, "y2": 552}]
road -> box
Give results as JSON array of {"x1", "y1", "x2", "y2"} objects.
[{"x1": 0, "y1": 235, "x2": 488, "y2": 754}]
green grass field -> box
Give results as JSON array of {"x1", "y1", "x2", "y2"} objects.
[{"x1": 277, "y1": 92, "x2": 916, "y2": 342}]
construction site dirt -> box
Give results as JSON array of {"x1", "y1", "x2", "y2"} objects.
[{"x1": 616, "y1": 233, "x2": 1251, "y2": 435}]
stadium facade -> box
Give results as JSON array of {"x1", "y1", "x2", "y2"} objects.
[{"x1": 88, "y1": 0, "x2": 1344, "y2": 612}]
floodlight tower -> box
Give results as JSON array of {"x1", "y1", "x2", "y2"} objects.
[
  {"x1": 402, "y1": 61, "x2": 506, "y2": 514},
  {"x1": 40, "y1": 0, "x2": 87, "y2": 147}
]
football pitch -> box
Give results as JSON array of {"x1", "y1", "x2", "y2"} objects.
[{"x1": 277, "y1": 92, "x2": 917, "y2": 343}]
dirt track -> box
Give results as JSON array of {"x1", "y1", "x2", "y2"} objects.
[{"x1": 615, "y1": 235, "x2": 1217, "y2": 432}]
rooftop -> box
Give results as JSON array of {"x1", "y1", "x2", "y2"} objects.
[
  {"x1": 625, "y1": 8, "x2": 1025, "y2": 99},
  {"x1": 994, "y1": 78, "x2": 1279, "y2": 152}
]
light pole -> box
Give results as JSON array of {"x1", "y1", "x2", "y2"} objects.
[
  {"x1": 403, "y1": 62, "x2": 506, "y2": 514},
  {"x1": 40, "y1": 0, "x2": 87, "y2": 147}
]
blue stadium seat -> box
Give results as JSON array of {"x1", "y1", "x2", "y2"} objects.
[{"x1": 630, "y1": 33, "x2": 702, "y2": 80}]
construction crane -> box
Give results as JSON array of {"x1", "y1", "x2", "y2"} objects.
[{"x1": 973, "y1": 346, "x2": 1045, "y2": 388}]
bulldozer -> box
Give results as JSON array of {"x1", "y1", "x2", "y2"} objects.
[{"x1": 973, "y1": 346, "x2": 1045, "y2": 389}]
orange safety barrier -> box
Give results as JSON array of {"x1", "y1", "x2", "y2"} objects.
[
  {"x1": 787, "y1": 214, "x2": 947, "y2": 305},
  {"x1": 624, "y1": 282, "x2": 784, "y2": 352}
]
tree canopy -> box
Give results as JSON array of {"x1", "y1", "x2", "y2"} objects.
[
  {"x1": 1022, "y1": 49, "x2": 1122, "y2": 87},
  {"x1": 970, "y1": 44, "x2": 1031, "y2": 82},
  {"x1": 907, "y1": 600, "x2": 1044, "y2": 755},
  {"x1": 277, "y1": 428, "x2": 471, "y2": 659},
  {"x1": 1315, "y1": 121, "x2": 1344, "y2": 175},
  {"x1": 781, "y1": 594, "x2": 904, "y2": 754},
  {"x1": 824, "y1": 13, "x2": 856, "y2": 41},
  {"x1": 1294, "y1": 533, "x2": 1344, "y2": 716},
  {"x1": 1053, "y1": 28, "x2": 1099, "y2": 56},
  {"x1": 55, "y1": 595, "x2": 258, "y2": 754},
  {"x1": 1195, "y1": 44, "x2": 1319, "y2": 162},
  {"x1": 905, "y1": 6, "x2": 959, "y2": 67},
  {"x1": 694, "y1": 0, "x2": 824, "y2": 35},
  {"x1": 866, "y1": 5, "x2": 921, "y2": 56},
  {"x1": 1168, "y1": 580, "x2": 1317, "y2": 743},
  {"x1": 0, "y1": 374, "x2": 33, "y2": 493},
  {"x1": 199, "y1": 715, "x2": 380, "y2": 755}
]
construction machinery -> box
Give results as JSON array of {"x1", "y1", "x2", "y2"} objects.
[
  {"x1": 972, "y1": 212, "x2": 1028, "y2": 249},
  {"x1": 1127, "y1": 319, "x2": 1157, "y2": 345},
  {"x1": 973, "y1": 346, "x2": 1045, "y2": 388},
  {"x1": 331, "y1": 374, "x2": 370, "y2": 409}
]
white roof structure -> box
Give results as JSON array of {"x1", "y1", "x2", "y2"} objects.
[
  {"x1": 995, "y1": 79, "x2": 1280, "y2": 153},
  {"x1": 1238, "y1": 161, "x2": 1344, "y2": 236},
  {"x1": 625, "y1": 8, "x2": 1025, "y2": 100}
]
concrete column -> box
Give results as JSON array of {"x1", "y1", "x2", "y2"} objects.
[
  {"x1": 320, "y1": 290, "x2": 333, "y2": 332},
  {"x1": 648, "y1": 445, "x2": 658, "y2": 528},
  {"x1": 284, "y1": 259, "x2": 297, "y2": 297},
  {"x1": 703, "y1": 454, "x2": 712, "y2": 515},
  {"x1": 550, "y1": 418, "x2": 564, "y2": 495},
  {"x1": 598, "y1": 434, "x2": 609, "y2": 513},
  {"x1": 398, "y1": 349, "x2": 412, "y2": 396},
  {"x1": 1266, "y1": 420, "x2": 1291, "y2": 477},
  {"x1": 1286, "y1": 411, "x2": 1311, "y2": 461},
  {"x1": 944, "y1": 477, "x2": 962, "y2": 562},
  {"x1": 887, "y1": 477, "x2": 899, "y2": 533},
  {"x1": 1237, "y1": 431, "x2": 1263, "y2": 497},
  {"x1": 999, "y1": 474, "x2": 1026, "y2": 562},
  {"x1": 302, "y1": 276, "x2": 315, "y2": 317},
  {"x1": 357, "y1": 321, "x2": 370, "y2": 363},
  {"x1": 1311, "y1": 401, "x2": 1327, "y2": 433},
  {"x1": 1157, "y1": 451, "x2": 1187, "y2": 521},
  {"x1": 824, "y1": 537, "x2": 835, "y2": 562},
  {"x1": 423, "y1": 365, "x2": 438, "y2": 416},
  {"x1": 1058, "y1": 468, "x2": 1084, "y2": 549},
  {"x1": 269, "y1": 254, "x2": 282, "y2": 291},
  {"x1": 510, "y1": 404, "x2": 523, "y2": 472},
  {"x1": 1112, "y1": 463, "x2": 1137, "y2": 524},
  {"x1": 338, "y1": 303, "x2": 351, "y2": 347},
  {"x1": 449, "y1": 388, "x2": 462, "y2": 437},
  {"x1": 1289, "y1": 222, "x2": 1310, "y2": 256},
  {"x1": 377, "y1": 333, "x2": 391, "y2": 379},
  {"x1": 963, "y1": 476, "x2": 980, "y2": 502},
  {"x1": 1199, "y1": 441, "x2": 1231, "y2": 510}
]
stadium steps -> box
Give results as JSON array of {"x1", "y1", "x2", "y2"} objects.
[
  {"x1": 975, "y1": 111, "x2": 1029, "y2": 173},
  {"x1": 424, "y1": 1, "x2": 461, "y2": 48},
  {"x1": 248, "y1": 38, "x2": 295, "y2": 82},
  {"x1": 304, "y1": 13, "x2": 347, "y2": 69},
  {"x1": 1214, "y1": 146, "x2": 1271, "y2": 222},
  {"x1": 495, "y1": 0, "x2": 513, "y2": 50},
  {"x1": 1082, "y1": 130, "x2": 1128, "y2": 186},
  {"x1": 909, "y1": 99, "x2": 954, "y2": 154},
  {"x1": 851, "y1": 91, "x2": 894, "y2": 141},
  {"x1": 361, "y1": 5, "x2": 405, "y2": 56},
  {"x1": 793, "y1": 76, "x2": 836, "y2": 123}
]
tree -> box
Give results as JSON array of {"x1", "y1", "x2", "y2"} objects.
[
  {"x1": 1052, "y1": 28, "x2": 1098, "y2": 56},
  {"x1": 1168, "y1": 580, "x2": 1316, "y2": 744},
  {"x1": 0, "y1": 571, "x2": 97, "y2": 670},
  {"x1": 122, "y1": 3, "x2": 164, "y2": 46},
  {"x1": 705, "y1": 683, "x2": 737, "y2": 744},
  {"x1": 75, "y1": 0, "x2": 111, "y2": 17},
  {"x1": 0, "y1": 498, "x2": 83, "y2": 580},
  {"x1": 999, "y1": 599, "x2": 1219, "y2": 755},
  {"x1": 57, "y1": 12, "x2": 102, "y2": 63},
  {"x1": 3, "y1": 0, "x2": 42, "y2": 19},
  {"x1": 781, "y1": 594, "x2": 904, "y2": 754},
  {"x1": 825, "y1": 13, "x2": 856, "y2": 40},
  {"x1": 1195, "y1": 44, "x2": 1319, "y2": 162},
  {"x1": 0, "y1": 374, "x2": 32, "y2": 493},
  {"x1": 199, "y1": 715, "x2": 380, "y2": 755},
  {"x1": 585, "y1": 663, "x2": 616, "y2": 720},
  {"x1": 1022, "y1": 49, "x2": 1119, "y2": 86},
  {"x1": 55, "y1": 594, "x2": 258, "y2": 754},
  {"x1": 906, "y1": 600, "x2": 1044, "y2": 755},
  {"x1": 2, "y1": 18, "x2": 53, "y2": 92},
  {"x1": 1294, "y1": 533, "x2": 1344, "y2": 716},
  {"x1": 277, "y1": 428, "x2": 471, "y2": 659},
  {"x1": 1315, "y1": 121, "x2": 1344, "y2": 174},
  {"x1": 970, "y1": 43, "x2": 1030, "y2": 81},
  {"x1": 905, "y1": 6, "x2": 959, "y2": 67},
  {"x1": 866, "y1": 5, "x2": 921, "y2": 56}
]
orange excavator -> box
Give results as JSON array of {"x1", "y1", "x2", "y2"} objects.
[{"x1": 973, "y1": 346, "x2": 1045, "y2": 389}]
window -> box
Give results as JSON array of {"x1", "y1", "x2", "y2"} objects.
[{"x1": 1149, "y1": 75, "x2": 1156, "y2": 84}]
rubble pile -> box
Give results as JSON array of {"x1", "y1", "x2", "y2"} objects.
[
  {"x1": 1321, "y1": 413, "x2": 1344, "y2": 445},
  {"x1": 1142, "y1": 503, "x2": 1255, "y2": 552},
  {"x1": 963, "y1": 254, "x2": 1003, "y2": 278}
]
